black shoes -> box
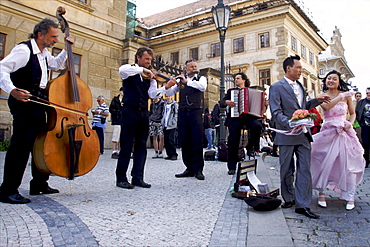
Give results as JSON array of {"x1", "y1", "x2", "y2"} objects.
[
  {"x1": 195, "y1": 171, "x2": 205, "y2": 180},
  {"x1": 0, "y1": 193, "x2": 31, "y2": 204},
  {"x1": 281, "y1": 200, "x2": 295, "y2": 208},
  {"x1": 228, "y1": 170, "x2": 236, "y2": 175},
  {"x1": 175, "y1": 170, "x2": 194, "y2": 178},
  {"x1": 132, "y1": 180, "x2": 151, "y2": 188},
  {"x1": 111, "y1": 152, "x2": 119, "y2": 159},
  {"x1": 164, "y1": 155, "x2": 177, "y2": 160},
  {"x1": 30, "y1": 185, "x2": 59, "y2": 195},
  {"x1": 295, "y1": 208, "x2": 320, "y2": 219},
  {"x1": 116, "y1": 181, "x2": 134, "y2": 189}
]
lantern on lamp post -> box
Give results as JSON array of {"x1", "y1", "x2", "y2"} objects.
[{"x1": 212, "y1": 0, "x2": 230, "y2": 143}]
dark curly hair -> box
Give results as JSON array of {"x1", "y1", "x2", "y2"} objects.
[
  {"x1": 233, "y1": 72, "x2": 250, "y2": 87},
  {"x1": 28, "y1": 18, "x2": 58, "y2": 39},
  {"x1": 321, "y1": 70, "x2": 349, "y2": 92}
]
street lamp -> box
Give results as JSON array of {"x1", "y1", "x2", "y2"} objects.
[{"x1": 212, "y1": 0, "x2": 230, "y2": 144}]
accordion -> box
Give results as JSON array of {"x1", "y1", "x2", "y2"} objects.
[{"x1": 230, "y1": 88, "x2": 265, "y2": 118}]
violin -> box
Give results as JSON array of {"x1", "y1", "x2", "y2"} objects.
[
  {"x1": 33, "y1": 7, "x2": 100, "y2": 180},
  {"x1": 142, "y1": 66, "x2": 199, "y2": 89}
]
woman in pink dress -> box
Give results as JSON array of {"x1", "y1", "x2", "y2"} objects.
[{"x1": 311, "y1": 70, "x2": 366, "y2": 211}]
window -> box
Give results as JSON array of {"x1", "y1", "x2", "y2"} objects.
[
  {"x1": 0, "y1": 33, "x2": 6, "y2": 60},
  {"x1": 233, "y1": 37, "x2": 244, "y2": 53},
  {"x1": 303, "y1": 77, "x2": 307, "y2": 88},
  {"x1": 211, "y1": 43, "x2": 220, "y2": 57},
  {"x1": 301, "y1": 45, "x2": 306, "y2": 60},
  {"x1": 309, "y1": 52, "x2": 315, "y2": 66},
  {"x1": 259, "y1": 32, "x2": 269, "y2": 48},
  {"x1": 259, "y1": 69, "x2": 270, "y2": 87},
  {"x1": 50, "y1": 48, "x2": 81, "y2": 80},
  {"x1": 320, "y1": 69, "x2": 324, "y2": 75},
  {"x1": 291, "y1": 36, "x2": 297, "y2": 52},
  {"x1": 170, "y1": 51, "x2": 179, "y2": 65},
  {"x1": 189, "y1": 47, "x2": 198, "y2": 60},
  {"x1": 78, "y1": 0, "x2": 87, "y2": 3}
]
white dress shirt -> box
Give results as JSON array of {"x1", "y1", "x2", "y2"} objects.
[
  {"x1": 165, "y1": 73, "x2": 207, "y2": 97},
  {"x1": 0, "y1": 39, "x2": 67, "y2": 94},
  {"x1": 119, "y1": 64, "x2": 167, "y2": 99},
  {"x1": 284, "y1": 76, "x2": 304, "y2": 107}
]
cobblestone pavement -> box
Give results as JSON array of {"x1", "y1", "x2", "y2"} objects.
[
  {"x1": 264, "y1": 155, "x2": 370, "y2": 247},
  {"x1": 1, "y1": 151, "x2": 369, "y2": 246}
]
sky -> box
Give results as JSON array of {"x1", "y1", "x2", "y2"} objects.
[{"x1": 135, "y1": 0, "x2": 370, "y2": 94}]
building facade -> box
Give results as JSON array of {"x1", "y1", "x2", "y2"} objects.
[
  {"x1": 318, "y1": 26, "x2": 354, "y2": 86},
  {"x1": 131, "y1": 0, "x2": 328, "y2": 108},
  {"x1": 0, "y1": 0, "x2": 127, "y2": 145}
]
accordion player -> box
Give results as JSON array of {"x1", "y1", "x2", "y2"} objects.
[{"x1": 230, "y1": 88, "x2": 265, "y2": 118}]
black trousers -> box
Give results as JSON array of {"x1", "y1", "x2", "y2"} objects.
[
  {"x1": 0, "y1": 98, "x2": 49, "y2": 196},
  {"x1": 178, "y1": 108, "x2": 204, "y2": 173},
  {"x1": 93, "y1": 126, "x2": 105, "y2": 154},
  {"x1": 361, "y1": 125, "x2": 370, "y2": 167},
  {"x1": 227, "y1": 116, "x2": 262, "y2": 170},
  {"x1": 164, "y1": 128, "x2": 177, "y2": 157},
  {"x1": 116, "y1": 105, "x2": 149, "y2": 183}
]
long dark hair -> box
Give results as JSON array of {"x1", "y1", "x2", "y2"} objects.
[
  {"x1": 233, "y1": 72, "x2": 250, "y2": 87},
  {"x1": 321, "y1": 70, "x2": 349, "y2": 92}
]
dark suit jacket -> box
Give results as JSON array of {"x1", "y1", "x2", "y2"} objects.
[{"x1": 269, "y1": 77, "x2": 321, "y2": 146}]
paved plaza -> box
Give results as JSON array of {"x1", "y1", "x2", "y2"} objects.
[{"x1": 0, "y1": 150, "x2": 369, "y2": 246}]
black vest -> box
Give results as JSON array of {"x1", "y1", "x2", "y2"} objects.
[
  {"x1": 10, "y1": 40, "x2": 43, "y2": 96},
  {"x1": 179, "y1": 76, "x2": 203, "y2": 110},
  {"x1": 8, "y1": 40, "x2": 46, "y2": 113},
  {"x1": 122, "y1": 72, "x2": 150, "y2": 110}
]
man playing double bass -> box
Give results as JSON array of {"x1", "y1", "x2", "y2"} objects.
[{"x1": 0, "y1": 18, "x2": 74, "y2": 204}]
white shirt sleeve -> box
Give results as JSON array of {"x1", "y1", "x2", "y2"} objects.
[
  {"x1": 187, "y1": 75, "x2": 207, "y2": 92},
  {"x1": 119, "y1": 64, "x2": 143, "y2": 80},
  {"x1": 0, "y1": 44, "x2": 30, "y2": 94},
  {"x1": 45, "y1": 49, "x2": 67, "y2": 71}
]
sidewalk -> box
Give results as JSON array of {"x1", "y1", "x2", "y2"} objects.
[{"x1": 0, "y1": 150, "x2": 369, "y2": 246}]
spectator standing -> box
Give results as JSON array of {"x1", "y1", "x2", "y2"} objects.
[
  {"x1": 353, "y1": 92, "x2": 362, "y2": 142},
  {"x1": 355, "y1": 87, "x2": 370, "y2": 168},
  {"x1": 211, "y1": 102, "x2": 220, "y2": 147},
  {"x1": 92, "y1": 96, "x2": 109, "y2": 154},
  {"x1": 109, "y1": 87, "x2": 124, "y2": 159},
  {"x1": 149, "y1": 97, "x2": 166, "y2": 158},
  {"x1": 162, "y1": 95, "x2": 179, "y2": 160},
  {"x1": 203, "y1": 107, "x2": 213, "y2": 150}
]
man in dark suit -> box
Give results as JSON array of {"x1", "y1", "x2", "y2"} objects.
[
  {"x1": 116, "y1": 47, "x2": 177, "y2": 189},
  {"x1": 220, "y1": 72, "x2": 263, "y2": 175},
  {"x1": 165, "y1": 59, "x2": 207, "y2": 180},
  {"x1": 269, "y1": 55, "x2": 330, "y2": 219}
]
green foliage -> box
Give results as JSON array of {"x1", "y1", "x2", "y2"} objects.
[{"x1": 0, "y1": 140, "x2": 10, "y2": 151}]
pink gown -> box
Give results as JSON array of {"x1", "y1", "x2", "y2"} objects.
[{"x1": 310, "y1": 102, "x2": 366, "y2": 201}]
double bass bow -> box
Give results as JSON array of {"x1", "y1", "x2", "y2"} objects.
[{"x1": 33, "y1": 7, "x2": 100, "y2": 180}]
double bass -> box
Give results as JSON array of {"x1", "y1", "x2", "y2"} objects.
[{"x1": 33, "y1": 7, "x2": 100, "y2": 180}]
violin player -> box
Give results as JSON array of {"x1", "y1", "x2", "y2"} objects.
[
  {"x1": 165, "y1": 59, "x2": 207, "y2": 180},
  {"x1": 0, "y1": 18, "x2": 74, "y2": 204},
  {"x1": 116, "y1": 47, "x2": 177, "y2": 189}
]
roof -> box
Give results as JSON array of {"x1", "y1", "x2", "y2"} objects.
[{"x1": 138, "y1": 0, "x2": 239, "y2": 28}]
